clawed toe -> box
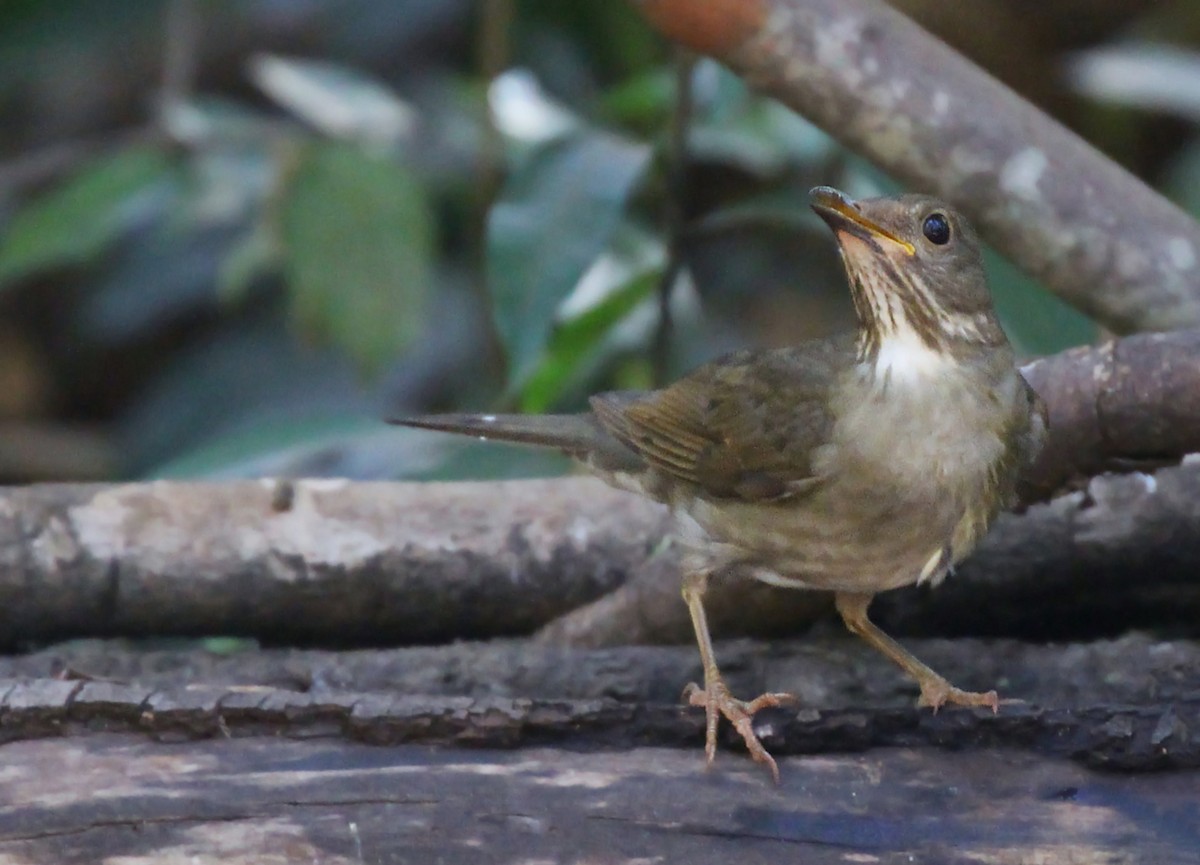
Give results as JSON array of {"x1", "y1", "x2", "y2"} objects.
[
  {"x1": 683, "y1": 680, "x2": 798, "y2": 784},
  {"x1": 917, "y1": 677, "x2": 999, "y2": 714}
]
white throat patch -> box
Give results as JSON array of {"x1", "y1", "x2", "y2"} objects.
[{"x1": 872, "y1": 327, "x2": 952, "y2": 385}]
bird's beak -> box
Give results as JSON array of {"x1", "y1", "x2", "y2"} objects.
[{"x1": 809, "y1": 186, "x2": 915, "y2": 256}]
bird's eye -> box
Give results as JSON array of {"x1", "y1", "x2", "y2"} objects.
[{"x1": 922, "y1": 213, "x2": 951, "y2": 245}]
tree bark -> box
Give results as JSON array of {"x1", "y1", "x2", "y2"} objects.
[
  {"x1": 1, "y1": 330, "x2": 1199, "y2": 648},
  {"x1": 1, "y1": 734, "x2": 1195, "y2": 864},
  {"x1": 0, "y1": 631, "x2": 1198, "y2": 768},
  {"x1": 628, "y1": 0, "x2": 1200, "y2": 333},
  {"x1": 0, "y1": 463, "x2": 1197, "y2": 648},
  {"x1": 1019, "y1": 330, "x2": 1200, "y2": 501},
  {"x1": 0, "y1": 478, "x2": 666, "y2": 649}
]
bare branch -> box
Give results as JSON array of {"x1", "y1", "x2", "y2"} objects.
[
  {"x1": 0, "y1": 331, "x2": 1198, "y2": 648},
  {"x1": 627, "y1": 0, "x2": 1200, "y2": 333},
  {"x1": 1019, "y1": 331, "x2": 1200, "y2": 501},
  {"x1": 0, "y1": 478, "x2": 665, "y2": 649}
]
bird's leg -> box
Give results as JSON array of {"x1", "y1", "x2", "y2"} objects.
[
  {"x1": 834, "y1": 591, "x2": 998, "y2": 712},
  {"x1": 680, "y1": 570, "x2": 798, "y2": 782}
]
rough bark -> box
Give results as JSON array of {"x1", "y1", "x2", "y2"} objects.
[
  {"x1": 1, "y1": 631, "x2": 1197, "y2": 861},
  {"x1": 0, "y1": 478, "x2": 667, "y2": 649},
  {"x1": 1, "y1": 632, "x2": 1199, "y2": 771},
  {"x1": 1019, "y1": 331, "x2": 1200, "y2": 501},
  {"x1": 0, "y1": 460, "x2": 1198, "y2": 648},
  {"x1": 2, "y1": 326, "x2": 1199, "y2": 648},
  {"x1": 629, "y1": 0, "x2": 1200, "y2": 333},
  {"x1": 2, "y1": 735, "x2": 1196, "y2": 865},
  {"x1": 0, "y1": 654, "x2": 1196, "y2": 771},
  {"x1": 7, "y1": 631, "x2": 1198, "y2": 719}
]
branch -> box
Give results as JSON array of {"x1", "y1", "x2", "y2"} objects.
[
  {"x1": 0, "y1": 464, "x2": 1196, "y2": 651},
  {"x1": 627, "y1": 0, "x2": 1200, "y2": 333},
  {"x1": 1, "y1": 331, "x2": 1198, "y2": 648},
  {"x1": 0, "y1": 478, "x2": 666, "y2": 649},
  {"x1": 876, "y1": 458, "x2": 1200, "y2": 639},
  {"x1": 1, "y1": 632, "x2": 1198, "y2": 770},
  {"x1": 1019, "y1": 330, "x2": 1200, "y2": 501}
]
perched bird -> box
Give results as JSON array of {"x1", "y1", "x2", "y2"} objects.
[{"x1": 392, "y1": 186, "x2": 1047, "y2": 782}]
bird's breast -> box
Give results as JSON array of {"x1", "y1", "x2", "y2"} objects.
[{"x1": 676, "y1": 364, "x2": 1026, "y2": 593}]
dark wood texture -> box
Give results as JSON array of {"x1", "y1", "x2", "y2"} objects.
[
  {"x1": 0, "y1": 632, "x2": 1197, "y2": 769},
  {"x1": 1, "y1": 735, "x2": 1196, "y2": 864}
]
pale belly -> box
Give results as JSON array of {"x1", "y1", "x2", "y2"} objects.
[
  {"x1": 676, "y1": 484, "x2": 988, "y2": 594},
  {"x1": 672, "y1": 388, "x2": 1006, "y2": 595},
  {"x1": 662, "y1": 358, "x2": 1028, "y2": 595}
]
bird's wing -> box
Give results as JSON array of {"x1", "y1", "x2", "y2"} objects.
[{"x1": 590, "y1": 337, "x2": 850, "y2": 502}]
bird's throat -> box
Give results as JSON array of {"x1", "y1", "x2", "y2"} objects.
[{"x1": 866, "y1": 326, "x2": 956, "y2": 385}]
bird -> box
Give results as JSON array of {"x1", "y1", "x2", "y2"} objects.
[{"x1": 391, "y1": 185, "x2": 1048, "y2": 782}]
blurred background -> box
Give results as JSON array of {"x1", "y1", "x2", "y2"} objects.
[{"x1": 2, "y1": 0, "x2": 1199, "y2": 485}]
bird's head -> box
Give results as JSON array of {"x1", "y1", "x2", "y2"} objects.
[{"x1": 809, "y1": 186, "x2": 1008, "y2": 367}]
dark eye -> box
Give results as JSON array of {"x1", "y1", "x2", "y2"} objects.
[{"x1": 922, "y1": 213, "x2": 951, "y2": 245}]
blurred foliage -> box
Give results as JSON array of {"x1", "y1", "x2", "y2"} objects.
[
  {"x1": 281, "y1": 142, "x2": 433, "y2": 371},
  {"x1": 2, "y1": 0, "x2": 1199, "y2": 483},
  {"x1": 0, "y1": 146, "x2": 174, "y2": 285},
  {"x1": 488, "y1": 131, "x2": 652, "y2": 391}
]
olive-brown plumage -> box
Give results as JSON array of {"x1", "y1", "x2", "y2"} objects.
[{"x1": 392, "y1": 186, "x2": 1047, "y2": 782}]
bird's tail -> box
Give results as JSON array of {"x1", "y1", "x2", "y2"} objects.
[{"x1": 389, "y1": 412, "x2": 611, "y2": 460}]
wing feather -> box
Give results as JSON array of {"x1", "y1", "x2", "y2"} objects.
[{"x1": 588, "y1": 337, "x2": 852, "y2": 502}]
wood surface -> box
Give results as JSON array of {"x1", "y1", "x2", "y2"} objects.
[{"x1": 0, "y1": 735, "x2": 1197, "y2": 864}]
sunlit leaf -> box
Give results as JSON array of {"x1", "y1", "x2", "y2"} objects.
[
  {"x1": 488, "y1": 69, "x2": 578, "y2": 144},
  {"x1": 280, "y1": 142, "x2": 434, "y2": 372},
  {"x1": 250, "y1": 54, "x2": 416, "y2": 146},
  {"x1": 488, "y1": 131, "x2": 651, "y2": 387},
  {"x1": 520, "y1": 267, "x2": 658, "y2": 412},
  {"x1": 0, "y1": 145, "x2": 173, "y2": 285}
]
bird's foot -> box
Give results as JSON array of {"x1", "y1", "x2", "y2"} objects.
[
  {"x1": 916, "y1": 675, "x2": 999, "y2": 714},
  {"x1": 682, "y1": 678, "x2": 799, "y2": 784}
]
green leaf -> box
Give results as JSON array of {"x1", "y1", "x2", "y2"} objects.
[
  {"x1": 519, "y1": 267, "x2": 657, "y2": 412},
  {"x1": 488, "y1": 131, "x2": 651, "y2": 387},
  {"x1": 0, "y1": 145, "x2": 172, "y2": 285},
  {"x1": 218, "y1": 222, "x2": 281, "y2": 303},
  {"x1": 280, "y1": 142, "x2": 434, "y2": 372},
  {"x1": 984, "y1": 247, "x2": 1097, "y2": 356},
  {"x1": 599, "y1": 69, "x2": 673, "y2": 128}
]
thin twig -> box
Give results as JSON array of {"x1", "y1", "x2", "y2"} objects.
[
  {"x1": 475, "y1": 0, "x2": 517, "y2": 387},
  {"x1": 160, "y1": 0, "x2": 200, "y2": 112},
  {"x1": 651, "y1": 51, "x2": 696, "y2": 386}
]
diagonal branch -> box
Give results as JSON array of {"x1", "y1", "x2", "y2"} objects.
[{"x1": 627, "y1": 0, "x2": 1200, "y2": 334}]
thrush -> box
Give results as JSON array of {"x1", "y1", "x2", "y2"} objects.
[{"x1": 391, "y1": 186, "x2": 1047, "y2": 782}]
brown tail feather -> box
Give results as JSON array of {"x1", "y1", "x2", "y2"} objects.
[{"x1": 389, "y1": 412, "x2": 609, "y2": 460}]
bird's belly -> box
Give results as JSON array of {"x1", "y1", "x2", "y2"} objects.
[{"x1": 679, "y1": 479, "x2": 991, "y2": 594}]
